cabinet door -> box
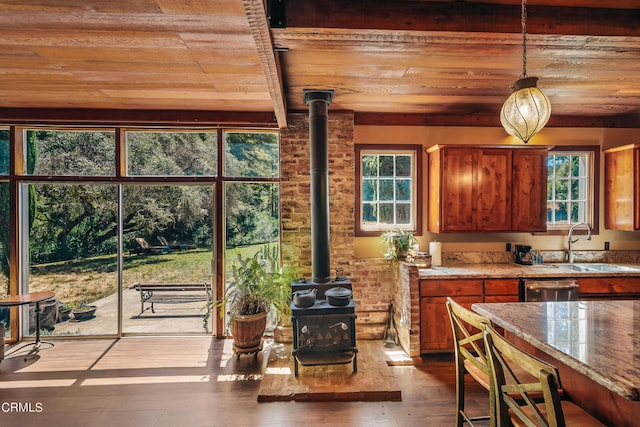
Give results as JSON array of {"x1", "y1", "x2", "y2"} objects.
[
  {"x1": 441, "y1": 148, "x2": 477, "y2": 231},
  {"x1": 478, "y1": 149, "x2": 512, "y2": 231},
  {"x1": 604, "y1": 146, "x2": 640, "y2": 230},
  {"x1": 420, "y1": 296, "x2": 480, "y2": 352},
  {"x1": 428, "y1": 148, "x2": 442, "y2": 232},
  {"x1": 512, "y1": 149, "x2": 548, "y2": 231},
  {"x1": 419, "y1": 279, "x2": 483, "y2": 353}
]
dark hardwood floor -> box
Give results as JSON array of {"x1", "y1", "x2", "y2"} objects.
[{"x1": 0, "y1": 337, "x2": 489, "y2": 426}]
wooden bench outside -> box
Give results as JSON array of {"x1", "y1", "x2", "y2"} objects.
[{"x1": 131, "y1": 282, "x2": 213, "y2": 316}]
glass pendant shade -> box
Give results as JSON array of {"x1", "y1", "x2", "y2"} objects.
[{"x1": 500, "y1": 76, "x2": 551, "y2": 144}]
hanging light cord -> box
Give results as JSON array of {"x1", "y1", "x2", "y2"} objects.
[{"x1": 520, "y1": 0, "x2": 528, "y2": 78}]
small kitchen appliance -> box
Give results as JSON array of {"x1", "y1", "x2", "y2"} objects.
[{"x1": 514, "y1": 244, "x2": 534, "y2": 265}]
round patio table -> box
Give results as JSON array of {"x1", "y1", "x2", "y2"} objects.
[{"x1": 0, "y1": 292, "x2": 56, "y2": 360}]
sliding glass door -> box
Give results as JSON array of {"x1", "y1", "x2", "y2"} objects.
[
  {"x1": 27, "y1": 183, "x2": 118, "y2": 336},
  {"x1": 122, "y1": 184, "x2": 213, "y2": 334}
]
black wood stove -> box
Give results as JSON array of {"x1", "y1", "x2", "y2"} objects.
[{"x1": 291, "y1": 275, "x2": 357, "y2": 376}]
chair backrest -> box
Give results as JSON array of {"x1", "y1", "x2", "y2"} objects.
[
  {"x1": 483, "y1": 324, "x2": 565, "y2": 427},
  {"x1": 445, "y1": 297, "x2": 491, "y2": 382}
]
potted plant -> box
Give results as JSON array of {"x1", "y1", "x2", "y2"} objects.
[
  {"x1": 215, "y1": 245, "x2": 298, "y2": 354},
  {"x1": 70, "y1": 301, "x2": 97, "y2": 321},
  {"x1": 381, "y1": 229, "x2": 417, "y2": 261}
]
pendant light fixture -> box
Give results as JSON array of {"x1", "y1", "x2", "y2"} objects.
[{"x1": 500, "y1": 0, "x2": 551, "y2": 144}]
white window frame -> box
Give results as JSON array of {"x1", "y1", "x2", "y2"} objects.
[
  {"x1": 355, "y1": 145, "x2": 422, "y2": 236},
  {"x1": 547, "y1": 148, "x2": 598, "y2": 232}
]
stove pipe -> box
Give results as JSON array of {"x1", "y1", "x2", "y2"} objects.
[{"x1": 303, "y1": 89, "x2": 334, "y2": 283}]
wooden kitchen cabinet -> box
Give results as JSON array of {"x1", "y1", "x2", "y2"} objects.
[
  {"x1": 604, "y1": 144, "x2": 640, "y2": 230},
  {"x1": 512, "y1": 149, "x2": 548, "y2": 231},
  {"x1": 484, "y1": 278, "x2": 519, "y2": 302},
  {"x1": 428, "y1": 147, "x2": 476, "y2": 232},
  {"x1": 419, "y1": 279, "x2": 482, "y2": 352},
  {"x1": 578, "y1": 276, "x2": 640, "y2": 299},
  {"x1": 418, "y1": 273, "x2": 640, "y2": 354},
  {"x1": 427, "y1": 145, "x2": 547, "y2": 232}
]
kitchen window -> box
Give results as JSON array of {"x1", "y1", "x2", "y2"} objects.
[
  {"x1": 546, "y1": 147, "x2": 599, "y2": 232},
  {"x1": 355, "y1": 145, "x2": 422, "y2": 237}
]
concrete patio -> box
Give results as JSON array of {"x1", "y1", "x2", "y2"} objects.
[{"x1": 47, "y1": 286, "x2": 212, "y2": 337}]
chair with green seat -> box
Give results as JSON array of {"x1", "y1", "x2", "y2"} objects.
[
  {"x1": 483, "y1": 324, "x2": 605, "y2": 427},
  {"x1": 446, "y1": 297, "x2": 493, "y2": 426}
]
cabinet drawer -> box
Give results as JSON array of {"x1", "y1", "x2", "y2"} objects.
[
  {"x1": 484, "y1": 278, "x2": 519, "y2": 295},
  {"x1": 578, "y1": 277, "x2": 640, "y2": 294},
  {"x1": 420, "y1": 279, "x2": 483, "y2": 297}
]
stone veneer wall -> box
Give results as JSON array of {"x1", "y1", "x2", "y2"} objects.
[
  {"x1": 396, "y1": 262, "x2": 421, "y2": 357},
  {"x1": 280, "y1": 112, "x2": 393, "y2": 339}
]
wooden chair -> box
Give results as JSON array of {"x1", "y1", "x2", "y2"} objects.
[
  {"x1": 446, "y1": 297, "x2": 493, "y2": 426},
  {"x1": 483, "y1": 324, "x2": 605, "y2": 427}
]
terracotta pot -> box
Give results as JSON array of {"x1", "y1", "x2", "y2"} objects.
[{"x1": 231, "y1": 311, "x2": 267, "y2": 349}]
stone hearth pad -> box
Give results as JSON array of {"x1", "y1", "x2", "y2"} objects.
[{"x1": 257, "y1": 340, "x2": 402, "y2": 402}]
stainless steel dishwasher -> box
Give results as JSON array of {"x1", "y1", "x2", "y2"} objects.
[{"x1": 520, "y1": 279, "x2": 579, "y2": 302}]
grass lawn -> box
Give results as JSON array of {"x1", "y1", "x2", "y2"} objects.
[{"x1": 22, "y1": 244, "x2": 275, "y2": 304}]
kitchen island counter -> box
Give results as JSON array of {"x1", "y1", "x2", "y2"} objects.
[{"x1": 473, "y1": 300, "x2": 640, "y2": 426}]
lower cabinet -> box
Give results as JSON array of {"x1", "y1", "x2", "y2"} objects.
[
  {"x1": 419, "y1": 279, "x2": 483, "y2": 353},
  {"x1": 578, "y1": 277, "x2": 640, "y2": 300},
  {"x1": 419, "y1": 278, "x2": 520, "y2": 353},
  {"x1": 419, "y1": 275, "x2": 640, "y2": 353}
]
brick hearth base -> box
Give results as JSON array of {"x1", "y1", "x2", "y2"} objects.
[{"x1": 257, "y1": 340, "x2": 403, "y2": 402}]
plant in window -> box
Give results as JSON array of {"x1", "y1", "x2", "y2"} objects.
[{"x1": 380, "y1": 229, "x2": 416, "y2": 261}]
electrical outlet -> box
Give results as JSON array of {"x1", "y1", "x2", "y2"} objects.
[
  {"x1": 605, "y1": 241, "x2": 610, "y2": 251},
  {"x1": 506, "y1": 243, "x2": 512, "y2": 252}
]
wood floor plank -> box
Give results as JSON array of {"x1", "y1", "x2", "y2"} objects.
[{"x1": 0, "y1": 337, "x2": 490, "y2": 426}]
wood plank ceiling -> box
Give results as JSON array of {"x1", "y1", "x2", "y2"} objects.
[{"x1": 0, "y1": 0, "x2": 638, "y2": 128}]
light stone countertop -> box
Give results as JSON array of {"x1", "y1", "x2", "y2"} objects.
[
  {"x1": 473, "y1": 300, "x2": 640, "y2": 401},
  {"x1": 418, "y1": 263, "x2": 640, "y2": 279}
]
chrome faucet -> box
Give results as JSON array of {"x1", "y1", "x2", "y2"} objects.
[{"x1": 567, "y1": 222, "x2": 592, "y2": 264}]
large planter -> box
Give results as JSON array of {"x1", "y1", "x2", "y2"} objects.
[
  {"x1": 29, "y1": 299, "x2": 58, "y2": 332},
  {"x1": 72, "y1": 305, "x2": 97, "y2": 321},
  {"x1": 231, "y1": 311, "x2": 267, "y2": 351}
]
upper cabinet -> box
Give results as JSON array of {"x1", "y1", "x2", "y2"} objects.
[
  {"x1": 427, "y1": 145, "x2": 548, "y2": 233},
  {"x1": 604, "y1": 144, "x2": 640, "y2": 231},
  {"x1": 511, "y1": 149, "x2": 548, "y2": 231}
]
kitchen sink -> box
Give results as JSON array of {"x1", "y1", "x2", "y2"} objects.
[{"x1": 554, "y1": 263, "x2": 640, "y2": 273}]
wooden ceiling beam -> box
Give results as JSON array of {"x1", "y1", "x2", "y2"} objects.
[
  {"x1": 243, "y1": 0, "x2": 287, "y2": 128},
  {"x1": 354, "y1": 111, "x2": 640, "y2": 128},
  {"x1": 0, "y1": 108, "x2": 278, "y2": 127},
  {"x1": 284, "y1": 0, "x2": 640, "y2": 37}
]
